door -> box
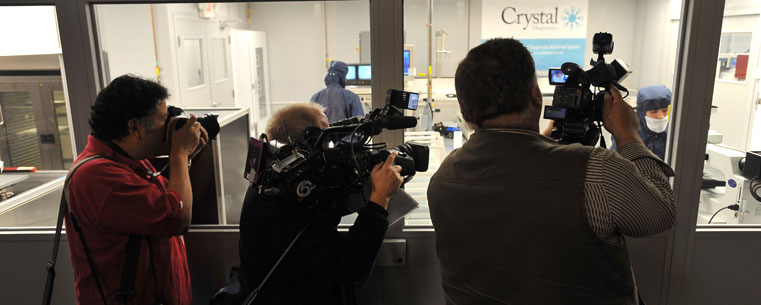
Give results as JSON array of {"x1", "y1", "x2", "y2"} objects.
[
  {"x1": 0, "y1": 81, "x2": 67, "y2": 169},
  {"x1": 207, "y1": 22, "x2": 234, "y2": 107},
  {"x1": 174, "y1": 16, "x2": 211, "y2": 107},
  {"x1": 231, "y1": 29, "x2": 256, "y2": 132},
  {"x1": 231, "y1": 30, "x2": 272, "y2": 136},
  {"x1": 251, "y1": 31, "x2": 272, "y2": 126}
]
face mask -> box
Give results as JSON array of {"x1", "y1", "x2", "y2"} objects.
[{"x1": 645, "y1": 116, "x2": 669, "y2": 133}]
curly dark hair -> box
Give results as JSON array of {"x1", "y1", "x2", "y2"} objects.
[
  {"x1": 455, "y1": 38, "x2": 536, "y2": 126},
  {"x1": 89, "y1": 75, "x2": 169, "y2": 141}
]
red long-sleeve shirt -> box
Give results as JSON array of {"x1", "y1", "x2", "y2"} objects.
[{"x1": 65, "y1": 135, "x2": 192, "y2": 305}]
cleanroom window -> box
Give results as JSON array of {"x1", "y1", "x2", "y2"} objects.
[
  {"x1": 402, "y1": 0, "x2": 684, "y2": 227},
  {"x1": 697, "y1": 6, "x2": 761, "y2": 226},
  {"x1": 93, "y1": 1, "x2": 371, "y2": 226}
]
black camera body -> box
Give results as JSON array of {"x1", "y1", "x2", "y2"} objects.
[
  {"x1": 167, "y1": 105, "x2": 221, "y2": 140},
  {"x1": 250, "y1": 89, "x2": 429, "y2": 210},
  {"x1": 544, "y1": 32, "x2": 632, "y2": 146}
]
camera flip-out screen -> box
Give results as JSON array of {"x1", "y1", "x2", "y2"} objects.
[
  {"x1": 549, "y1": 68, "x2": 568, "y2": 85},
  {"x1": 543, "y1": 106, "x2": 567, "y2": 120},
  {"x1": 388, "y1": 90, "x2": 419, "y2": 110},
  {"x1": 407, "y1": 92, "x2": 419, "y2": 110}
]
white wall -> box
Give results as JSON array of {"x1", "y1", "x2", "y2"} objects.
[
  {"x1": 326, "y1": 1, "x2": 369, "y2": 66},
  {"x1": 95, "y1": 3, "x2": 248, "y2": 107},
  {"x1": 405, "y1": 0, "x2": 472, "y2": 78},
  {"x1": 249, "y1": 2, "x2": 325, "y2": 103},
  {"x1": 96, "y1": 5, "x2": 156, "y2": 82},
  {"x1": 249, "y1": 1, "x2": 369, "y2": 103}
]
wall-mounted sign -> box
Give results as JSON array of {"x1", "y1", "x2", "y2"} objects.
[{"x1": 481, "y1": 0, "x2": 589, "y2": 71}]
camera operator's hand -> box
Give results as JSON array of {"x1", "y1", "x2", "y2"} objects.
[
  {"x1": 370, "y1": 152, "x2": 403, "y2": 210},
  {"x1": 542, "y1": 120, "x2": 555, "y2": 137},
  {"x1": 170, "y1": 115, "x2": 203, "y2": 158},
  {"x1": 603, "y1": 86, "x2": 643, "y2": 149}
]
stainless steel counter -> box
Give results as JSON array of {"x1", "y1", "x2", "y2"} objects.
[
  {"x1": 0, "y1": 171, "x2": 67, "y2": 227},
  {"x1": 0, "y1": 108, "x2": 250, "y2": 228}
]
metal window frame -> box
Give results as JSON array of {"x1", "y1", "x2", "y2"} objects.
[
  {"x1": 0, "y1": 0, "x2": 731, "y2": 302},
  {"x1": 664, "y1": 0, "x2": 727, "y2": 304}
]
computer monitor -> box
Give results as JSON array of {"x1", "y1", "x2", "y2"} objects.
[
  {"x1": 404, "y1": 44, "x2": 415, "y2": 82},
  {"x1": 346, "y1": 65, "x2": 357, "y2": 80},
  {"x1": 357, "y1": 64, "x2": 371, "y2": 85},
  {"x1": 404, "y1": 50, "x2": 410, "y2": 76},
  {"x1": 345, "y1": 64, "x2": 357, "y2": 85}
]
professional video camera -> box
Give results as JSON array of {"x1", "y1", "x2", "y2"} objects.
[
  {"x1": 245, "y1": 89, "x2": 429, "y2": 210},
  {"x1": 544, "y1": 32, "x2": 633, "y2": 146}
]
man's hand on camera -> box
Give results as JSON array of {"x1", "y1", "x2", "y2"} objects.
[
  {"x1": 602, "y1": 86, "x2": 643, "y2": 149},
  {"x1": 542, "y1": 120, "x2": 555, "y2": 137},
  {"x1": 171, "y1": 115, "x2": 204, "y2": 158},
  {"x1": 370, "y1": 152, "x2": 403, "y2": 210}
]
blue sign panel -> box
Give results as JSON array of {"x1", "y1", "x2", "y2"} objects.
[{"x1": 518, "y1": 38, "x2": 586, "y2": 71}]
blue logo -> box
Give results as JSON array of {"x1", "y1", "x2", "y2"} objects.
[
  {"x1": 728, "y1": 179, "x2": 737, "y2": 188},
  {"x1": 562, "y1": 7, "x2": 583, "y2": 30}
]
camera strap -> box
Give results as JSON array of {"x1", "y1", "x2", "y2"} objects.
[
  {"x1": 242, "y1": 221, "x2": 314, "y2": 305},
  {"x1": 44, "y1": 154, "x2": 164, "y2": 305},
  {"x1": 43, "y1": 155, "x2": 111, "y2": 305}
]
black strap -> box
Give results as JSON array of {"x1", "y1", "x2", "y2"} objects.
[
  {"x1": 70, "y1": 212, "x2": 110, "y2": 305},
  {"x1": 43, "y1": 155, "x2": 110, "y2": 305},
  {"x1": 147, "y1": 238, "x2": 165, "y2": 304},
  {"x1": 242, "y1": 222, "x2": 313, "y2": 305},
  {"x1": 116, "y1": 235, "x2": 142, "y2": 303}
]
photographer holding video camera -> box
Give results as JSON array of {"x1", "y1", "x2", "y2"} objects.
[
  {"x1": 48, "y1": 75, "x2": 213, "y2": 305},
  {"x1": 427, "y1": 37, "x2": 676, "y2": 304},
  {"x1": 239, "y1": 93, "x2": 427, "y2": 305}
]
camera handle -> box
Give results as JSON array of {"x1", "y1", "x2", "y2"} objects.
[{"x1": 242, "y1": 221, "x2": 314, "y2": 305}]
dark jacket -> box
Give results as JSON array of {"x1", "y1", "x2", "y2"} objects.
[
  {"x1": 310, "y1": 61, "x2": 365, "y2": 122},
  {"x1": 238, "y1": 186, "x2": 389, "y2": 305},
  {"x1": 428, "y1": 129, "x2": 637, "y2": 305},
  {"x1": 611, "y1": 85, "x2": 672, "y2": 159}
]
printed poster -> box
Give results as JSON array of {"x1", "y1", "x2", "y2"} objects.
[{"x1": 481, "y1": 0, "x2": 589, "y2": 71}]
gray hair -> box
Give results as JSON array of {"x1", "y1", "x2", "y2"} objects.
[
  {"x1": 266, "y1": 102, "x2": 326, "y2": 143},
  {"x1": 138, "y1": 108, "x2": 158, "y2": 131}
]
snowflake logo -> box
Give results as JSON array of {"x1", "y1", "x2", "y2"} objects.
[{"x1": 562, "y1": 7, "x2": 583, "y2": 30}]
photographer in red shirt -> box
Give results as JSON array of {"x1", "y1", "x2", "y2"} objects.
[{"x1": 65, "y1": 75, "x2": 206, "y2": 304}]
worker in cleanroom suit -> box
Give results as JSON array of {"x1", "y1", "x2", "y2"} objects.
[
  {"x1": 610, "y1": 85, "x2": 672, "y2": 160},
  {"x1": 310, "y1": 61, "x2": 365, "y2": 123}
]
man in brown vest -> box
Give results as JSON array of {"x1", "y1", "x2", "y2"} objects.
[{"x1": 428, "y1": 38, "x2": 676, "y2": 305}]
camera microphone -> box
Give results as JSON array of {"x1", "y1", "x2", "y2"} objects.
[
  {"x1": 379, "y1": 116, "x2": 417, "y2": 130},
  {"x1": 330, "y1": 116, "x2": 364, "y2": 127}
]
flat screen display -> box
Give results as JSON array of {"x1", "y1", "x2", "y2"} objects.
[
  {"x1": 346, "y1": 65, "x2": 356, "y2": 80},
  {"x1": 404, "y1": 50, "x2": 410, "y2": 76},
  {"x1": 408, "y1": 92, "x2": 418, "y2": 110},
  {"x1": 543, "y1": 106, "x2": 567, "y2": 120},
  {"x1": 358, "y1": 65, "x2": 371, "y2": 80},
  {"x1": 549, "y1": 68, "x2": 569, "y2": 85}
]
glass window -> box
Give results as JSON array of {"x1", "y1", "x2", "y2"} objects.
[
  {"x1": 403, "y1": 0, "x2": 684, "y2": 227},
  {"x1": 716, "y1": 32, "x2": 752, "y2": 82},
  {"x1": 183, "y1": 38, "x2": 206, "y2": 87},
  {"x1": 92, "y1": 2, "x2": 370, "y2": 226},
  {"x1": 210, "y1": 38, "x2": 228, "y2": 82},
  {"x1": 698, "y1": 0, "x2": 761, "y2": 225},
  {"x1": 0, "y1": 6, "x2": 76, "y2": 228}
]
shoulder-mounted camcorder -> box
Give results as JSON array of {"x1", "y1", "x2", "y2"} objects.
[
  {"x1": 544, "y1": 32, "x2": 633, "y2": 146},
  {"x1": 245, "y1": 89, "x2": 429, "y2": 212}
]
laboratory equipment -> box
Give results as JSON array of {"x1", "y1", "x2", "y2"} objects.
[{"x1": 700, "y1": 144, "x2": 761, "y2": 224}]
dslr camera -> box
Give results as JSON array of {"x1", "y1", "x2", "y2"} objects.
[
  {"x1": 166, "y1": 105, "x2": 221, "y2": 140},
  {"x1": 544, "y1": 32, "x2": 632, "y2": 146},
  {"x1": 246, "y1": 89, "x2": 429, "y2": 211}
]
